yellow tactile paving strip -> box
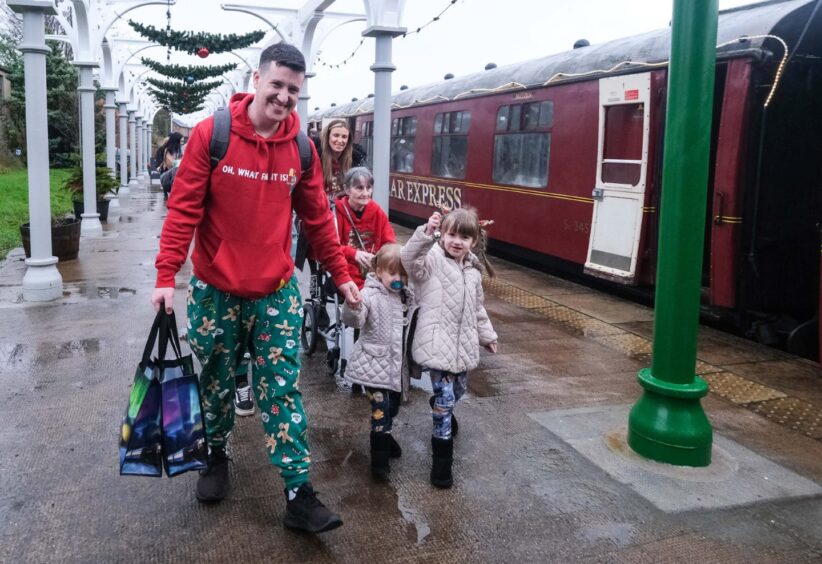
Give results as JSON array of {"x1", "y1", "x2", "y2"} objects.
[{"x1": 483, "y1": 276, "x2": 822, "y2": 440}]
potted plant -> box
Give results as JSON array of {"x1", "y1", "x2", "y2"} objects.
[
  {"x1": 20, "y1": 215, "x2": 81, "y2": 261},
  {"x1": 18, "y1": 169, "x2": 81, "y2": 261},
  {"x1": 65, "y1": 161, "x2": 119, "y2": 222}
]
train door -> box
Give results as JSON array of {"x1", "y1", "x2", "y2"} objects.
[{"x1": 584, "y1": 72, "x2": 651, "y2": 284}]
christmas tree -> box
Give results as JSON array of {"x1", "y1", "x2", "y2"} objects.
[{"x1": 129, "y1": 20, "x2": 264, "y2": 115}]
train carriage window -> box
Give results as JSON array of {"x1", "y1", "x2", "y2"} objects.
[
  {"x1": 601, "y1": 103, "x2": 643, "y2": 185},
  {"x1": 390, "y1": 116, "x2": 417, "y2": 173},
  {"x1": 493, "y1": 101, "x2": 553, "y2": 188},
  {"x1": 431, "y1": 110, "x2": 470, "y2": 179},
  {"x1": 509, "y1": 105, "x2": 521, "y2": 132},
  {"x1": 538, "y1": 101, "x2": 554, "y2": 127},
  {"x1": 360, "y1": 120, "x2": 374, "y2": 169},
  {"x1": 496, "y1": 106, "x2": 509, "y2": 131},
  {"x1": 523, "y1": 103, "x2": 541, "y2": 131}
]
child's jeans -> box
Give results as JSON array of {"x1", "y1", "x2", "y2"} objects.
[
  {"x1": 366, "y1": 387, "x2": 401, "y2": 433},
  {"x1": 430, "y1": 369, "x2": 467, "y2": 439}
]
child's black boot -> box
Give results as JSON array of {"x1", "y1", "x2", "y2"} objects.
[
  {"x1": 370, "y1": 431, "x2": 391, "y2": 478},
  {"x1": 430, "y1": 436, "x2": 453, "y2": 489},
  {"x1": 388, "y1": 434, "x2": 402, "y2": 458}
]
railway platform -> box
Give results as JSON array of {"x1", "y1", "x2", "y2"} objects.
[{"x1": 0, "y1": 179, "x2": 820, "y2": 563}]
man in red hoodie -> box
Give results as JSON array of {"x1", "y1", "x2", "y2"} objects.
[{"x1": 151, "y1": 42, "x2": 359, "y2": 534}]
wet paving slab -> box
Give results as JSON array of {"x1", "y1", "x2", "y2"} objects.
[{"x1": 0, "y1": 185, "x2": 820, "y2": 563}]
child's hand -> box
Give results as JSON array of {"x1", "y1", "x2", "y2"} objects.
[
  {"x1": 425, "y1": 211, "x2": 442, "y2": 236},
  {"x1": 484, "y1": 342, "x2": 498, "y2": 354}
]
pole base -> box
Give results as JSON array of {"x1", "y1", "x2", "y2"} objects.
[
  {"x1": 80, "y1": 215, "x2": 103, "y2": 238},
  {"x1": 627, "y1": 368, "x2": 712, "y2": 467},
  {"x1": 22, "y1": 258, "x2": 62, "y2": 302},
  {"x1": 118, "y1": 185, "x2": 130, "y2": 196}
]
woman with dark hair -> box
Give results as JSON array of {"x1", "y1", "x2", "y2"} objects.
[
  {"x1": 158, "y1": 132, "x2": 185, "y2": 200},
  {"x1": 162, "y1": 132, "x2": 184, "y2": 171}
]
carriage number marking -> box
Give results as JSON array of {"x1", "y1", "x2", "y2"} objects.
[{"x1": 563, "y1": 219, "x2": 590, "y2": 233}]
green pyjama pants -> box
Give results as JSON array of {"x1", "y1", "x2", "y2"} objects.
[{"x1": 186, "y1": 274, "x2": 310, "y2": 489}]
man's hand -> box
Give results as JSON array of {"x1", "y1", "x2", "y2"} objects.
[
  {"x1": 151, "y1": 287, "x2": 175, "y2": 314},
  {"x1": 424, "y1": 211, "x2": 442, "y2": 236},
  {"x1": 354, "y1": 250, "x2": 374, "y2": 270},
  {"x1": 338, "y1": 281, "x2": 362, "y2": 309},
  {"x1": 484, "y1": 342, "x2": 498, "y2": 354}
]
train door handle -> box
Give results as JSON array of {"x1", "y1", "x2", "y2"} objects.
[
  {"x1": 713, "y1": 191, "x2": 725, "y2": 224},
  {"x1": 592, "y1": 188, "x2": 604, "y2": 201}
]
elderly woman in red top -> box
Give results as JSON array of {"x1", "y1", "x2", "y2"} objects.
[{"x1": 335, "y1": 167, "x2": 396, "y2": 289}]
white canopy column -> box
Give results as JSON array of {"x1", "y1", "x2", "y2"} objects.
[
  {"x1": 9, "y1": 0, "x2": 63, "y2": 301},
  {"x1": 75, "y1": 61, "x2": 103, "y2": 237},
  {"x1": 128, "y1": 109, "x2": 138, "y2": 187},
  {"x1": 117, "y1": 100, "x2": 131, "y2": 195},
  {"x1": 102, "y1": 88, "x2": 118, "y2": 175},
  {"x1": 362, "y1": 0, "x2": 406, "y2": 212}
]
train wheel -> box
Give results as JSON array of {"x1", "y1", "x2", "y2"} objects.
[{"x1": 301, "y1": 303, "x2": 319, "y2": 356}]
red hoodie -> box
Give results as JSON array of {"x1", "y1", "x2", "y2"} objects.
[
  {"x1": 155, "y1": 93, "x2": 351, "y2": 298},
  {"x1": 335, "y1": 195, "x2": 396, "y2": 289}
]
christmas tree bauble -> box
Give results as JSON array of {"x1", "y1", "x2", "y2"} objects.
[
  {"x1": 197, "y1": 47, "x2": 209, "y2": 58},
  {"x1": 185, "y1": 75, "x2": 195, "y2": 84}
]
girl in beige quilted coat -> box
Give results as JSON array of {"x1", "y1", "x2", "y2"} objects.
[
  {"x1": 401, "y1": 208, "x2": 498, "y2": 489},
  {"x1": 341, "y1": 244, "x2": 418, "y2": 479}
]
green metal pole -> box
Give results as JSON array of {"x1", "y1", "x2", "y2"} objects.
[{"x1": 627, "y1": 0, "x2": 717, "y2": 466}]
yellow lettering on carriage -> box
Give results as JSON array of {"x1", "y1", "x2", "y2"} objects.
[{"x1": 390, "y1": 177, "x2": 463, "y2": 209}]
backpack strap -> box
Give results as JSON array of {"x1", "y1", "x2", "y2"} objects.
[
  {"x1": 209, "y1": 107, "x2": 231, "y2": 171},
  {"x1": 210, "y1": 108, "x2": 311, "y2": 176},
  {"x1": 296, "y1": 129, "x2": 312, "y2": 175}
]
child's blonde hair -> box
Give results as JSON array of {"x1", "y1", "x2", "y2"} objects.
[
  {"x1": 440, "y1": 207, "x2": 480, "y2": 243},
  {"x1": 373, "y1": 243, "x2": 406, "y2": 275}
]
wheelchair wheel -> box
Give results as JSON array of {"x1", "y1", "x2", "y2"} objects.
[
  {"x1": 301, "y1": 302, "x2": 319, "y2": 355},
  {"x1": 326, "y1": 346, "x2": 340, "y2": 376}
]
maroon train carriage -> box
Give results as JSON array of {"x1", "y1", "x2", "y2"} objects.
[{"x1": 310, "y1": 0, "x2": 822, "y2": 361}]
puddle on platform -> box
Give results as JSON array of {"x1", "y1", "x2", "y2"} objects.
[
  {"x1": 397, "y1": 493, "x2": 431, "y2": 545},
  {"x1": 56, "y1": 338, "x2": 104, "y2": 359},
  {"x1": 579, "y1": 520, "x2": 637, "y2": 548}
]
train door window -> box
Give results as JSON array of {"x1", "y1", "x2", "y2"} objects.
[
  {"x1": 360, "y1": 120, "x2": 374, "y2": 169},
  {"x1": 432, "y1": 110, "x2": 470, "y2": 179},
  {"x1": 492, "y1": 100, "x2": 553, "y2": 188},
  {"x1": 390, "y1": 116, "x2": 417, "y2": 173},
  {"x1": 601, "y1": 103, "x2": 644, "y2": 185}
]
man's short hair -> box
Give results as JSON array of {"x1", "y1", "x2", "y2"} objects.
[{"x1": 259, "y1": 42, "x2": 306, "y2": 73}]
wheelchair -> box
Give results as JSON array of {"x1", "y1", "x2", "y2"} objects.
[{"x1": 300, "y1": 259, "x2": 351, "y2": 378}]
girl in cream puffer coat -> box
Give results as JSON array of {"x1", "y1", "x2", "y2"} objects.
[
  {"x1": 342, "y1": 244, "x2": 418, "y2": 479},
  {"x1": 400, "y1": 208, "x2": 498, "y2": 489}
]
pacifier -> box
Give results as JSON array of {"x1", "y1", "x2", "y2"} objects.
[{"x1": 390, "y1": 280, "x2": 405, "y2": 291}]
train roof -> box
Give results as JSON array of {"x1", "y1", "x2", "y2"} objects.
[{"x1": 310, "y1": 0, "x2": 817, "y2": 121}]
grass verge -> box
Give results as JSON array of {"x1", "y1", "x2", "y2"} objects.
[{"x1": 0, "y1": 169, "x2": 73, "y2": 258}]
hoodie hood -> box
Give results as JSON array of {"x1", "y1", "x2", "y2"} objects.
[{"x1": 229, "y1": 92, "x2": 300, "y2": 145}]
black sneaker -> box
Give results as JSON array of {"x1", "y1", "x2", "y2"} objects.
[
  {"x1": 196, "y1": 448, "x2": 230, "y2": 503},
  {"x1": 234, "y1": 383, "x2": 255, "y2": 416},
  {"x1": 283, "y1": 483, "x2": 343, "y2": 533}
]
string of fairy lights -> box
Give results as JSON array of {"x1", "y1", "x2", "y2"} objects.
[{"x1": 314, "y1": 0, "x2": 464, "y2": 69}]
